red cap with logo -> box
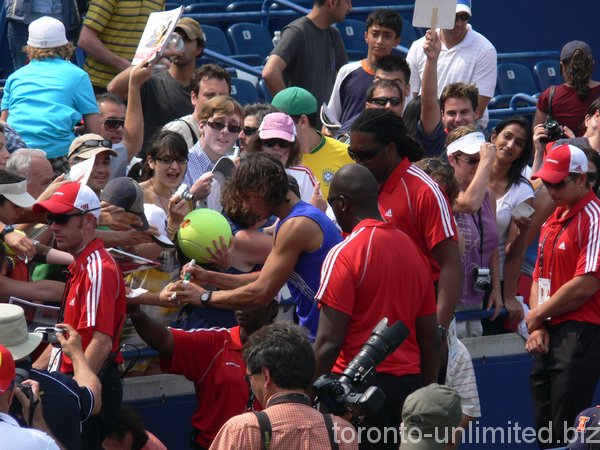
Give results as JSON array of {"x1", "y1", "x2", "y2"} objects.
[
  {"x1": 531, "y1": 144, "x2": 588, "y2": 184},
  {"x1": 0, "y1": 344, "x2": 15, "y2": 394},
  {"x1": 33, "y1": 181, "x2": 101, "y2": 219}
]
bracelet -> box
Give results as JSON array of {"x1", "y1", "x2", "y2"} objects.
[{"x1": 166, "y1": 225, "x2": 178, "y2": 235}]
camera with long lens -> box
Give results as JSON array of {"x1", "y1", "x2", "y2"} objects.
[
  {"x1": 9, "y1": 367, "x2": 33, "y2": 418},
  {"x1": 472, "y1": 267, "x2": 492, "y2": 293},
  {"x1": 312, "y1": 318, "x2": 409, "y2": 425},
  {"x1": 540, "y1": 118, "x2": 565, "y2": 143}
]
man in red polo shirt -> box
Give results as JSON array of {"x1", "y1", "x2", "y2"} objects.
[
  {"x1": 313, "y1": 164, "x2": 441, "y2": 450},
  {"x1": 348, "y1": 108, "x2": 461, "y2": 340},
  {"x1": 129, "y1": 300, "x2": 278, "y2": 449},
  {"x1": 525, "y1": 144, "x2": 600, "y2": 448},
  {"x1": 32, "y1": 181, "x2": 126, "y2": 448}
]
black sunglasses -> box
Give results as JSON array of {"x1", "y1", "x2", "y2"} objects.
[
  {"x1": 587, "y1": 172, "x2": 598, "y2": 183},
  {"x1": 47, "y1": 210, "x2": 87, "y2": 225},
  {"x1": 102, "y1": 117, "x2": 125, "y2": 131},
  {"x1": 243, "y1": 126, "x2": 258, "y2": 136},
  {"x1": 262, "y1": 138, "x2": 293, "y2": 149},
  {"x1": 156, "y1": 157, "x2": 188, "y2": 165},
  {"x1": 206, "y1": 121, "x2": 242, "y2": 134},
  {"x1": 455, "y1": 13, "x2": 471, "y2": 21},
  {"x1": 454, "y1": 155, "x2": 480, "y2": 166},
  {"x1": 425, "y1": 158, "x2": 454, "y2": 174},
  {"x1": 72, "y1": 139, "x2": 112, "y2": 157},
  {"x1": 369, "y1": 96, "x2": 402, "y2": 107},
  {"x1": 542, "y1": 176, "x2": 574, "y2": 190},
  {"x1": 347, "y1": 143, "x2": 388, "y2": 163}
]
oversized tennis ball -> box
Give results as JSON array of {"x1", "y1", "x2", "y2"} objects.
[{"x1": 177, "y1": 209, "x2": 233, "y2": 263}]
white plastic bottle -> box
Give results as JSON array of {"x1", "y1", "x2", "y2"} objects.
[{"x1": 272, "y1": 30, "x2": 281, "y2": 47}]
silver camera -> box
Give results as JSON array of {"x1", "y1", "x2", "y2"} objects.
[
  {"x1": 472, "y1": 267, "x2": 492, "y2": 293},
  {"x1": 173, "y1": 183, "x2": 194, "y2": 201}
]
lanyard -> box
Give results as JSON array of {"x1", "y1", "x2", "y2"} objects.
[{"x1": 538, "y1": 217, "x2": 573, "y2": 278}]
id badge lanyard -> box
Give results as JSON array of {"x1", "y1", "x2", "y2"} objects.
[{"x1": 537, "y1": 217, "x2": 572, "y2": 306}]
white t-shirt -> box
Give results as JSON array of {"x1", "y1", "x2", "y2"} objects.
[
  {"x1": 0, "y1": 412, "x2": 60, "y2": 450},
  {"x1": 496, "y1": 180, "x2": 534, "y2": 279}
]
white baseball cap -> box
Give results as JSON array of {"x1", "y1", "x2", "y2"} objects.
[{"x1": 27, "y1": 16, "x2": 68, "y2": 49}]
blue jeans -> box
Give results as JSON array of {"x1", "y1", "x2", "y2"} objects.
[{"x1": 7, "y1": 19, "x2": 28, "y2": 70}]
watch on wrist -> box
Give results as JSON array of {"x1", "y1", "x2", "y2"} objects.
[
  {"x1": 0, "y1": 225, "x2": 15, "y2": 240},
  {"x1": 200, "y1": 290, "x2": 212, "y2": 306},
  {"x1": 438, "y1": 325, "x2": 448, "y2": 339}
]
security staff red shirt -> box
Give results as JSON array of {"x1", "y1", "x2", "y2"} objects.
[
  {"x1": 60, "y1": 238, "x2": 126, "y2": 373},
  {"x1": 160, "y1": 326, "x2": 261, "y2": 449},
  {"x1": 533, "y1": 190, "x2": 600, "y2": 325},
  {"x1": 316, "y1": 219, "x2": 437, "y2": 377},
  {"x1": 378, "y1": 158, "x2": 457, "y2": 279}
]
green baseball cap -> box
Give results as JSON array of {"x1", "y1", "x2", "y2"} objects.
[{"x1": 272, "y1": 87, "x2": 318, "y2": 115}]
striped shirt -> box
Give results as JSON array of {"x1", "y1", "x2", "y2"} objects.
[
  {"x1": 83, "y1": 0, "x2": 164, "y2": 88},
  {"x1": 379, "y1": 157, "x2": 457, "y2": 280},
  {"x1": 445, "y1": 339, "x2": 481, "y2": 418}
]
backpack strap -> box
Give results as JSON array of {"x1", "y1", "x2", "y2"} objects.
[
  {"x1": 177, "y1": 118, "x2": 199, "y2": 146},
  {"x1": 323, "y1": 413, "x2": 340, "y2": 450},
  {"x1": 253, "y1": 411, "x2": 272, "y2": 450}
]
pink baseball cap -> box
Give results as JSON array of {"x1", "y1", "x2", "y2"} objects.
[
  {"x1": 531, "y1": 144, "x2": 588, "y2": 184},
  {"x1": 258, "y1": 112, "x2": 296, "y2": 142}
]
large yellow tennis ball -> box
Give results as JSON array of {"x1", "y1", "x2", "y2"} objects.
[{"x1": 177, "y1": 209, "x2": 233, "y2": 263}]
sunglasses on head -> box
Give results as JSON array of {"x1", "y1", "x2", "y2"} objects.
[
  {"x1": 262, "y1": 138, "x2": 293, "y2": 149},
  {"x1": 243, "y1": 126, "x2": 258, "y2": 136},
  {"x1": 47, "y1": 210, "x2": 88, "y2": 225},
  {"x1": 72, "y1": 139, "x2": 112, "y2": 157},
  {"x1": 102, "y1": 117, "x2": 125, "y2": 131},
  {"x1": 347, "y1": 143, "x2": 388, "y2": 163},
  {"x1": 425, "y1": 158, "x2": 455, "y2": 174},
  {"x1": 206, "y1": 121, "x2": 242, "y2": 134},
  {"x1": 369, "y1": 96, "x2": 402, "y2": 107}
]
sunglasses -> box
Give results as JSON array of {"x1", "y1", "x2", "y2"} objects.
[
  {"x1": 327, "y1": 195, "x2": 345, "y2": 207},
  {"x1": 425, "y1": 158, "x2": 454, "y2": 174},
  {"x1": 587, "y1": 172, "x2": 598, "y2": 183},
  {"x1": 102, "y1": 117, "x2": 125, "y2": 131},
  {"x1": 348, "y1": 143, "x2": 388, "y2": 163},
  {"x1": 455, "y1": 13, "x2": 471, "y2": 21},
  {"x1": 542, "y1": 176, "x2": 574, "y2": 190},
  {"x1": 71, "y1": 139, "x2": 112, "y2": 157},
  {"x1": 369, "y1": 96, "x2": 402, "y2": 107},
  {"x1": 454, "y1": 155, "x2": 480, "y2": 165},
  {"x1": 262, "y1": 138, "x2": 293, "y2": 149},
  {"x1": 156, "y1": 157, "x2": 188, "y2": 165},
  {"x1": 47, "y1": 210, "x2": 88, "y2": 225},
  {"x1": 206, "y1": 121, "x2": 242, "y2": 134},
  {"x1": 243, "y1": 126, "x2": 258, "y2": 136}
]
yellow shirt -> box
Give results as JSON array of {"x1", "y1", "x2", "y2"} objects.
[{"x1": 300, "y1": 135, "x2": 353, "y2": 198}]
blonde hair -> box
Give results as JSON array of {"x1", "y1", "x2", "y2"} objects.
[
  {"x1": 25, "y1": 42, "x2": 75, "y2": 61},
  {"x1": 446, "y1": 124, "x2": 478, "y2": 147},
  {"x1": 198, "y1": 95, "x2": 244, "y2": 122}
]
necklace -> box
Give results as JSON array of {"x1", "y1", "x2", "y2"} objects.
[{"x1": 149, "y1": 179, "x2": 171, "y2": 213}]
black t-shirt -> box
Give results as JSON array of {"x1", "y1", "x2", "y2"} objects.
[{"x1": 140, "y1": 69, "x2": 194, "y2": 156}]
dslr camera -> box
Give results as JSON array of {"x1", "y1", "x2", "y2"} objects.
[
  {"x1": 312, "y1": 318, "x2": 409, "y2": 425},
  {"x1": 9, "y1": 367, "x2": 34, "y2": 419},
  {"x1": 173, "y1": 183, "x2": 194, "y2": 201},
  {"x1": 541, "y1": 117, "x2": 565, "y2": 143},
  {"x1": 472, "y1": 267, "x2": 492, "y2": 293}
]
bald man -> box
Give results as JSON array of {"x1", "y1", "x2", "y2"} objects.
[{"x1": 313, "y1": 164, "x2": 441, "y2": 450}]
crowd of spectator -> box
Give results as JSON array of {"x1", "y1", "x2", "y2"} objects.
[{"x1": 0, "y1": 0, "x2": 599, "y2": 449}]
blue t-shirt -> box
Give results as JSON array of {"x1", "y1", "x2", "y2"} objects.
[
  {"x1": 275, "y1": 200, "x2": 342, "y2": 339},
  {"x1": 2, "y1": 57, "x2": 98, "y2": 158}
]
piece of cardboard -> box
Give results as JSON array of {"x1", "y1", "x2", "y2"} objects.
[
  {"x1": 413, "y1": 0, "x2": 457, "y2": 30},
  {"x1": 132, "y1": 6, "x2": 184, "y2": 66}
]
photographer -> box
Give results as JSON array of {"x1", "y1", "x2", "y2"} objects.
[
  {"x1": 0, "y1": 304, "x2": 100, "y2": 450},
  {"x1": 210, "y1": 322, "x2": 358, "y2": 449},
  {"x1": 313, "y1": 164, "x2": 440, "y2": 450},
  {"x1": 0, "y1": 344, "x2": 62, "y2": 449}
]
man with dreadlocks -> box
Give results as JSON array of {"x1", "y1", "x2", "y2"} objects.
[{"x1": 349, "y1": 108, "x2": 462, "y2": 351}]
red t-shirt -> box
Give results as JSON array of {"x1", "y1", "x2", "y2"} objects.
[
  {"x1": 60, "y1": 238, "x2": 126, "y2": 373},
  {"x1": 160, "y1": 326, "x2": 261, "y2": 449},
  {"x1": 537, "y1": 84, "x2": 600, "y2": 136},
  {"x1": 316, "y1": 219, "x2": 437, "y2": 377},
  {"x1": 378, "y1": 158, "x2": 457, "y2": 279},
  {"x1": 533, "y1": 191, "x2": 600, "y2": 325}
]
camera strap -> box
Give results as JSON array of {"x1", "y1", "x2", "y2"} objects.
[
  {"x1": 471, "y1": 209, "x2": 484, "y2": 267},
  {"x1": 547, "y1": 85, "x2": 556, "y2": 118},
  {"x1": 253, "y1": 394, "x2": 339, "y2": 450}
]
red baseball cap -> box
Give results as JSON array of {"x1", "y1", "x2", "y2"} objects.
[
  {"x1": 33, "y1": 181, "x2": 101, "y2": 218},
  {"x1": 531, "y1": 144, "x2": 588, "y2": 184},
  {"x1": 0, "y1": 344, "x2": 15, "y2": 394}
]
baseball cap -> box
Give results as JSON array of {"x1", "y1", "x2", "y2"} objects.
[
  {"x1": 175, "y1": 17, "x2": 204, "y2": 43},
  {"x1": 0, "y1": 304, "x2": 43, "y2": 361},
  {"x1": 567, "y1": 405, "x2": 600, "y2": 450},
  {"x1": 531, "y1": 144, "x2": 588, "y2": 184},
  {"x1": 258, "y1": 113, "x2": 297, "y2": 142},
  {"x1": 100, "y1": 177, "x2": 149, "y2": 231},
  {"x1": 272, "y1": 87, "x2": 318, "y2": 116},
  {"x1": 560, "y1": 40, "x2": 592, "y2": 61},
  {"x1": 33, "y1": 181, "x2": 101, "y2": 219},
  {"x1": 456, "y1": 0, "x2": 472, "y2": 16},
  {"x1": 0, "y1": 345, "x2": 15, "y2": 394},
  {"x1": 144, "y1": 203, "x2": 174, "y2": 248},
  {"x1": 447, "y1": 132, "x2": 485, "y2": 156},
  {"x1": 68, "y1": 133, "x2": 118, "y2": 161},
  {"x1": 0, "y1": 178, "x2": 36, "y2": 208},
  {"x1": 401, "y1": 384, "x2": 463, "y2": 450},
  {"x1": 27, "y1": 16, "x2": 68, "y2": 49}
]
